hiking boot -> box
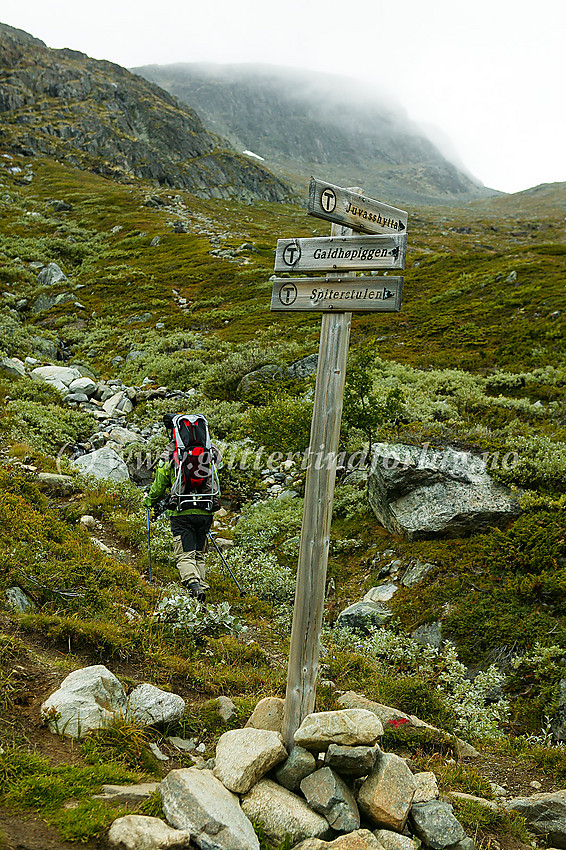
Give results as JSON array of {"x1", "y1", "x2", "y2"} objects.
[{"x1": 184, "y1": 580, "x2": 206, "y2": 603}]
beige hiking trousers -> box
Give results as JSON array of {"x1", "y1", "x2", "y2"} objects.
[{"x1": 172, "y1": 538, "x2": 209, "y2": 589}]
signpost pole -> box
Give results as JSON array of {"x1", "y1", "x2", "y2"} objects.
[{"x1": 281, "y1": 220, "x2": 355, "y2": 749}]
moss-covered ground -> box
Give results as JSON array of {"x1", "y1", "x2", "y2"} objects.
[{"x1": 1, "y1": 155, "x2": 565, "y2": 847}]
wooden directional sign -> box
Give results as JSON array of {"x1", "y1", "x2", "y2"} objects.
[
  {"x1": 274, "y1": 234, "x2": 406, "y2": 273},
  {"x1": 271, "y1": 276, "x2": 403, "y2": 312},
  {"x1": 308, "y1": 177, "x2": 408, "y2": 235}
]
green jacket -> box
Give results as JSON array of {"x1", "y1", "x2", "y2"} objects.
[{"x1": 143, "y1": 460, "x2": 212, "y2": 517}]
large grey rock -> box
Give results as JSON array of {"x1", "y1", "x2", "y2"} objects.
[
  {"x1": 0, "y1": 356, "x2": 25, "y2": 378},
  {"x1": 237, "y1": 364, "x2": 283, "y2": 396},
  {"x1": 413, "y1": 772, "x2": 439, "y2": 803},
  {"x1": 31, "y1": 291, "x2": 74, "y2": 313},
  {"x1": 409, "y1": 801, "x2": 466, "y2": 849},
  {"x1": 71, "y1": 446, "x2": 130, "y2": 482},
  {"x1": 368, "y1": 443, "x2": 521, "y2": 541},
  {"x1": 108, "y1": 814, "x2": 192, "y2": 849},
  {"x1": 363, "y1": 584, "x2": 397, "y2": 604},
  {"x1": 160, "y1": 768, "x2": 259, "y2": 850},
  {"x1": 373, "y1": 830, "x2": 415, "y2": 850},
  {"x1": 505, "y1": 790, "x2": 566, "y2": 848},
  {"x1": 300, "y1": 767, "x2": 360, "y2": 832},
  {"x1": 108, "y1": 426, "x2": 146, "y2": 447},
  {"x1": 294, "y1": 830, "x2": 383, "y2": 850},
  {"x1": 31, "y1": 364, "x2": 82, "y2": 390},
  {"x1": 128, "y1": 684, "x2": 186, "y2": 727},
  {"x1": 37, "y1": 262, "x2": 67, "y2": 286},
  {"x1": 69, "y1": 376, "x2": 97, "y2": 396},
  {"x1": 41, "y1": 664, "x2": 127, "y2": 738},
  {"x1": 287, "y1": 354, "x2": 318, "y2": 380},
  {"x1": 213, "y1": 728, "x2": 287, "y2": 794},
  {"x1": 94, "y1": 782, "x2": 159, "y2": 803},
  {"x1": 241, "y1": 779, "x2": 331, "y2": 846},
  {"x1": 294, "y1": 709, "x2": 383, "y2": 751},
  {"x1": 5, "y1": 586, "x2": 34, "y2": 612},
  {"x1": 336, "y1": 601, "x2": 392, "y2": 633},
  {"x1": 37, "y1": 472, "x2": 76, "y2": 494},
  {"x1": 245, "y1": 696, "x2": 285, "y2": 732},
  {"x1": 103, "y1": 390, "x2": 135, "y2": 416},
  {"x1": 275, "y1": 746, "x2": 317, "y2": 791},
  {"x1": 325, "y1": 744, "x2": 379, "y2": 778},
  {"x1": 357, "y1": 752, "x2": 416, "y2": 832}
]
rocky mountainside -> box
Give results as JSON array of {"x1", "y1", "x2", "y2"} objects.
[
  {"x1": 0, "y1": 24, "x2": 292, "y2": 202},
  {"x1": 133, "y1": 63, "x2": 498, "y2": 206}
]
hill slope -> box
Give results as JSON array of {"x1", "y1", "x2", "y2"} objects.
[
  {"x1": 133, "y1": 62, "x2": 497, "y2": 206},
  {"x1": 0, "y1": 24, "x2": 292, "y2": 203}
]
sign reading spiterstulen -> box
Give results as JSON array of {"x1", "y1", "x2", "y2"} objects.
[{"x1": 270, "y1": 277, "x2": 403, "y2": 312}]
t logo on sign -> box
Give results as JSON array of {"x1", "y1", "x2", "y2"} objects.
[{"x1": 282, "y1": 242, "x2": 302, "y2": 266}]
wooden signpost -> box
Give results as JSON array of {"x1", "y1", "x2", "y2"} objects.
[
  {"x1": 274, "y1": 234, "x2": 407, "y2": 273},
  {"x1": 270, "y1": 276, "x2": 403, "y2": 312},
  {"x1": 272, "y1": 181, "x2": 408, "y2": 748},
  {"x1": 308, "y1": 176, "x2": 408, "y2": 235}
]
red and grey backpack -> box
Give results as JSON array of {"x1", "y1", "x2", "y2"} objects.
[{"x1": 168, "y1": 414, "x2": 220, "y2": 511}]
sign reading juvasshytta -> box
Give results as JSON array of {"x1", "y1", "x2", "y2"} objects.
[
  {"x1": 274, "y1": 233, "x2": 407, "y2": 273},
  {"x1": 308, "y1": 177, "x2": 408, "y2": 235},
  {"x1": 270, "y1": 277, "x2": 403, "y2": 312}
]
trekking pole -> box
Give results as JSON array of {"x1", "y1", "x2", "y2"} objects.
[
  {"x1": 207, "y1": 532, "x2": 245, "y2": 597},
  {"x1": 146, "y1": 506, "x2": 153, "y2": 584}
]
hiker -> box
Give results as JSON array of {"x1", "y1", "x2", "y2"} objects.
[{"x1": 143, "y1": 413, "x2": 221, "y2": 602}]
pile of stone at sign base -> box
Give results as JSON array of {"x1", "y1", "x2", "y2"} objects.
[{"x1": 109, "y1": 703, "x2": 473, "y2": 850}]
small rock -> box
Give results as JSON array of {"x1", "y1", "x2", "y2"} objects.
[
  {"x1": 295, "y1": 709, "x2": 384, "y2": 750},
  {"x1": 108, "y1": 814, "x2": 192, "y2": 849},
  {"x1": 80, "y1": 515, "x2": 97, "y2": 529},
  {"x1": 213, "y1": 728, "x2": 287, "y2": 794},
  {"x1": 246, "y1": 696, "x2": 285, "y2": 732}
]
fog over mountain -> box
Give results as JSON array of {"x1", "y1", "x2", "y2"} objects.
[{"x1": 133, "y1": 62, "x2": 499, "y2": 206}]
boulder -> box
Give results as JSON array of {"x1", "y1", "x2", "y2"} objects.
[
  {"x1": 295, "y1": 709, "x2": 383, "y2": 751},
  {"x1": 325, "y1": 744, "x2": 379, "y2": 778},
  {"x1": 69, "y1": 376, "x2": 97, "y2": 396},
  {"x1": 108, "y1": 426, "x2": 146, "y2": 447},
  {"x1": 213, "y1": 728, "x2": 287, "y2": 794},
  {"x1": 103, "y1": 390, "x2": 135, "y2": 416},
  {"x1": 41, "y1": 664, "x2": 127, "y2": 738},
  {"x1": 241, "y1": 778, "x2": 332, "y2": 846},
  {"x1": 207, "y1": 695, "x2": 238, "y2": 725},
  {"x1": 363, "y1": 584, "x2": 397, "y2": 604},
  {"x1": 31, "y1": 365, "x2": 82, "y2": 390},
  {"x1": 368, "y1": 443, "x2": 521, "y2": 541},
  {"x1": 287, "y1": 354, "x2": 318, "y2": 380},
  {"x1": 37, "y1": 262, "x2": 67, "y2": 286},
  {"x1": 413, "y1": 772, "x2": 439, "y2": 803},
  {"x1": 245, "y1": 696, "x2": 285, "y2": 732},
  {"x1": 357, "y1": 752, "x2": 416, "y2": 832},
  {"x1": 37, "y1": 472, "x2": 76, "y2": 494},
  {"x1": 160, "y1": 768, "x2": 259, "y2": 850},
  {"x1": 127, "y1": 684, "x2": 186, "y2": 727},
  {"x1": 505, "y1": 790, "x2": 566, "y2": 848},
  {"x1": 275, "y1": 746, "x2": 317, "y2": 792},
  {"x1": 5, "y1": 586, "x2": 34, "y2": 612},
  {"x1": 409, "y1": 801, "x2": 467, "y2": 849},
  {"x1": 71, "y1": 446, "x2": 130, "y2": 482},
  {"x1": 294, "y1": 830, "x2": 383, "y2": 850},
  {"x1": 0, "y1": 356, "x2": 25, "y2": 378},
  {"x1": 336, "y1": 601, "x2": 392, "y2": 633},
  {"x1": 373, "y1": 830, "x2": 416, "y2": 850},
  {"x1": 108, "y1": 814, "x2": 192, "y2": 849},
  {"x1": 237, "y1": 364, "x2": 283, "y2": 396},
  {"x1": 300, "y1": 766, "x2": 360, "y2": 832}
]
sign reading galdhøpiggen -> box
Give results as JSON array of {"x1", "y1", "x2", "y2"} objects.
[{"x1": 274, "y1": 234, "x2": 406, "y2": 273}]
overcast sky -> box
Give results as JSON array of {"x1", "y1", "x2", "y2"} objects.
[{"x1": 2, "y1": 0, "x2": 565, "y2": 194}]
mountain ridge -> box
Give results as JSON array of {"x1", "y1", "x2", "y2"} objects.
[
  {"x1": 133, "y1": 61, "x2": 500, "y2": 207},
  {"x1": 0, "y1": 23, "x2": 292, "y2": 203}
]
